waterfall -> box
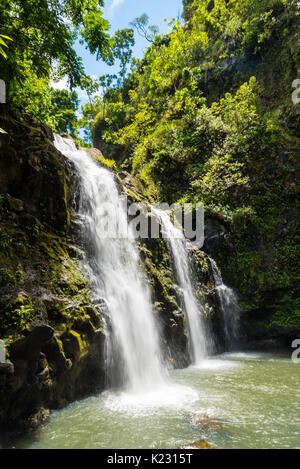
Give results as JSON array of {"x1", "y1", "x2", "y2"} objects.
[
  {"x1": 152, "y1": 208, "x2": 207, "y2": 365},
  {"x1": 54, "y1": 135, "x2": 165, "y2": 392},
  {"x1": 208, "y1": 257, "x2": 240, "y2": 348}
]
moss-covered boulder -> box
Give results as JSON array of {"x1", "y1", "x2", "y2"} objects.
[{"x1": 179, "y1": 440, "x2": 216, "y2": 450}]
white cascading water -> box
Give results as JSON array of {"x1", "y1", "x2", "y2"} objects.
[
  {"x1": 209, "y1": 257, "x2": 240, "y2": 348},
  {"x1": 152, "y1": 208, "x2": 207, "y2": 365},
  {"x1": 54, "y1": 135, "x2": 165, "y2": 392}
]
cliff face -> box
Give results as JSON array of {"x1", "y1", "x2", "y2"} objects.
[
  {"x1": 0, "y1": 114, "x2": 216, "y2": 440},
  {"x1": 0, "y1": 114, "x2": 106, "y2": 438}
]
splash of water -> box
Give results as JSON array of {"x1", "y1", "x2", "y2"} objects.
[
  {"x1": 152, "y1": 208, "x2": 207, "y2": 365},
  {"x1": 54, "y1": 135, "x2": 165, "y2": 392}
]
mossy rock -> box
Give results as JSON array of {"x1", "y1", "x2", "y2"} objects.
[
  {"x1": 179, "y1": 440, "x2": 216, "y2": 449},
  {"x1": 61, "y1": 329, "x2": 88, "y2": 362}
]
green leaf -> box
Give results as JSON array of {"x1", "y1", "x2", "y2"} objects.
[
  {"x1": 0, "y1": 35, "x2": 13, "y2": 41},
  {"x1": 0, "y1": 48, "x2": 8, "y2": 59},
  {"x1": 0, "y1": 38, "x2": 8, "y2": 47}
]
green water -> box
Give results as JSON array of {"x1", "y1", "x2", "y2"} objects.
[{"x1": 18, "y1": 352, "x2": 300, "y2": 449}]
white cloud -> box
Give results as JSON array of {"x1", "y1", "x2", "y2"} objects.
[{"x1": 109, "y1": 0, "x2": 125, "y2": 14}]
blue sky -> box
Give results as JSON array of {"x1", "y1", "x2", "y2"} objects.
[{"x1": 75, "y1": 0, "x2": 183, "y2": 81}]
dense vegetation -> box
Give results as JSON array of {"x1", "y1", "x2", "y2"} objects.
[
  {"x1": 1, "y1": 0, "x2": 300, "y2": 331},
  {"x1": 0, "y1": 0, "x2": 135, "y2": 139},
  {"x1": 89, "y1": 0, "x2": 300, "y2": 329}
]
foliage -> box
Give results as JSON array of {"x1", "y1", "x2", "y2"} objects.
[
  {"x1": 112, "y1": 29, "x2": 135, "y2": 83},
  {"x1": 130, "y1": 14, "x2": 159, "y2": 43},
  {"x1": 0, "y1": 0, "x2": 111, "y2": 91},
  {"x1": 0, "y1": 33, "x2": 12, "y2": 59},
  {"x1": 270, "y1": 296, "x2": 300, "y2": 328},
  {"x1": 0, "y1": 0, "x2": 122, "y2": 142},
  {"x1": 10, "y1": 77, "x2": 80, "y2": 136},
  {"x1": 51, "y1": 88, "x2": 80, "y2": 135},
  {"x1": 90, "y1": 0, "x2": 300, "y2": 323},
  {"x1": 96, "y1": 155, "x2": 117, "y2": 170},
  {"x1": 1, "y1": 296, "x2": 35, "y2": 335},
  {"x1": 1, "y1": 0, "x2": 299, "y2": 332}
]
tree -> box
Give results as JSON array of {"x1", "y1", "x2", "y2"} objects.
[
  {"x1": 112, "y1": 29, "x2": 135, "y2": 83},
  {"x1": 130, "y1": 14, "x2": 159, "y2": 43},
  {"x1": 182, "y1": 0, "x2": 196, "y2": 21},
  {"x1": 51, "y1": 88, "x2": 79, "y2": 136},
  {"x1": 10, "y1": 77, "x2": 80, "y2": 136},
  {"x1": 80, "y1": 96, "x2": 103, "y2": 142},
  {"x1": 0, "y1": 0, "x2": 111, "y2": 96}
]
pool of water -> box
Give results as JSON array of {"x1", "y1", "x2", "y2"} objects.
[{"x1": 17, "y1": 352, "x2": 300, "y2": 449}]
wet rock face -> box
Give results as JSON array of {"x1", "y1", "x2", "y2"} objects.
[
  {"x1": 203, "y1": 217, "x2": 227, "y2": 256},
  {"x1": 140, "y1": 237, "x2": 190, "y2": 368},
  {"x1": 0, "y1": 113, "x2": 106, "y2": 439},
  {"x1": 0, "y1": 116, "x2": 73, "y2": 233},
  {"x1": 0, "y1": 319, "x2": 105, "y2": 437},
  {"x1": 189, "y1": 248, "x2": 223, "y2": 354},
  {"x1": 10, "y1": 323, "x2": 54, "y2": 361}
]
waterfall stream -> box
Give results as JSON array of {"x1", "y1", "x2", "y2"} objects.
[
  {"x1": 208, "y1": 257, "x2": 240, "y2": 348},
  {"x1": 152, "y1": 208, "x2": 207, "y2": 365},
  {"x1": 54, "y1": 135, "x2": 165, "y2": 392}
]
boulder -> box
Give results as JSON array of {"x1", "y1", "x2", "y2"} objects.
[
  {"x1": 179, "y1": 440, "x2": 216, "y2": 449},
  {"x1": 6, "y1": 194, "x2": 24, "y2": 212},
  {"x1": 191, "y1": 413, "x2": 223, "y2": 432},
  {"x1": 10, "y1": 324, "x2": 54, "y2": 361},
  {"x1": 0, "y1": 361, "x2": 14, "y2": 375}
]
